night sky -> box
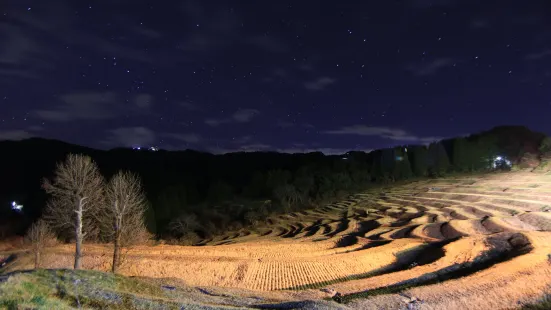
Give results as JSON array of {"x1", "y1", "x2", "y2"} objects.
[{"x1": 1, "y1": 1, "x2": 551, "y2": 154}]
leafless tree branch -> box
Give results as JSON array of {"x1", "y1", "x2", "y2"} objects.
[
  {"x1": 25, "y1": 219, "x2": 56, "y2": 269},
  {"x1": 103, "y1": 171, "x2": 150, "y2": 273},
  {"x1": 42, "y1": 154, "x2": 105, "y2": 269}
]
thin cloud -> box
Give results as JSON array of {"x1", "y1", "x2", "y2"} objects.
[
  {"x1": 0, "y1": 68, "x2": 40, "y2": 80},
  {"x1": 0, "y1": 25, "x2": 39, "y2": 66},
  {"x1": 178, "y1": 3, "x2": 289, "y2": 55},
  {"x1": 165, "y1": 133, "x2": 202, "y2": 144},
  {"x1": 103, "y1": 127, "x2": 156, "y2": 148},
  {"x1": 298, "y1": 64, "x2": 314, "y2": 72},
  {"x1": 0, "y1": 130, "x2": 34, "y2": 141},
  {"x1": 469, "y1": 19, "x2": 491, "y2": 29},
  {"x1": 205, "y1": 109, "x2": 260, "y2": 126},
  {"x1": 277, "y1": 121, "x2": 295, "y2": 128},
  {"x1": 208, "y1": 143, "x2": 271, "y2": 154},
  {"x1": 205, "y1": 118, "x2": 226, "y2": 127},
  {"x1": 210, "y1": 143, "x2": 371, "y2": 155},
  {"x1": 325, "y1": 125, "x2": 441, "y2": 144},
  {"x1": 34, "y1": 92, "x2": 151, "y2": 122},
  {"x1": 240, "y1": 144, "x2": 272, "y2": 151},
  {"x1": 408, "y1": 58, "x2": 454, "y2": 76},
  {"x1": 34, "y1": 92, "x2": 118, "y2": 121},
  {"x1": 178, "y1": 2, "x2": 239, "y2": 53},
  {"x1": 28, "y1": 125, "x2": 44, "y2": 132},
  {"x1": 408, "y1": 0, "x2": 456, "y2": 9},
  {"x1": 233, "y1": 135, "x2": 253, "y2": 144},
  {"x1": 129, "y1": 24, "x2": 162, "y2": 39},
  {"x1": 0, "y1": 24, "x2": 53, "y2": 79},
  {"x1": 277, "y1": 147, "x2": 371, "y2": 155},
  {"x1": 525, "y1": 49, "x2": 551, "y2": 61},
  {"x1": 179, "y1": 35, "x2": 220, "y2": 53},
  {"x1": 248, "y1": 35, "x2": 289, "y2": 53},
  {"x1": 5, "y1": 3, "x2": 171, "y2": 65},
  {"x1": 273, "y1": 68, "x2": 288, "y2": 78},
  {"x1": 134, "y1": 94, "x2": 154, "y2": 108},
  {"x1": 277, "y1": 121, "x2": 315, "y2": 129},
  {"x1": 304, "y1": 77, "x2": 336, "y2": 91},
  {"x1": 233, "y1": 109, "x2": 260, "y2": 122},
  {"x1": 179, "y1": 101, "x2": 202, "y2": 111}
]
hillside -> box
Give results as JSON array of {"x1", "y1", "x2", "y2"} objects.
[
  {"x1": 2, "y1": 170, "x2": 550, "y2": 309},
  {"x1": 0, "y1": 125, "x2": 546, "y2": 241}
]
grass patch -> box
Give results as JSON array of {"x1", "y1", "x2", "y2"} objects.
[
  {"x1": 0, "y1": 269, "x2": 74, "y2": 309},
  {"x1": 0, "y1": 269, "x2": 213, "y2": 309},
  {"x1": 522, "y1": 293, "x2": 551, "y2": 309}
]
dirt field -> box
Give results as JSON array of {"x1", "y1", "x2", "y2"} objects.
[{"x1": 2, "y1": 171, "x2": 551, "y2": 309}]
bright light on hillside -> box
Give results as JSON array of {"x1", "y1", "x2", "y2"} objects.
[
  {"x1": 11, "y1": 201, "x2": 23, "y2": 212},
  {"x1": 492, "y1": 156, "x2": 512, "y2": 169},
  {"x1": 133, "y1": 146, "x2": 159, "y2": 151}
]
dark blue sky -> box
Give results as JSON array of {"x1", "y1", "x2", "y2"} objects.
[{"x1": 1, "y1": 0, "x2": 550, "y2": 154}]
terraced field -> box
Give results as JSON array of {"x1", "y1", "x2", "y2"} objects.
[{"x1": 2, "y1": 171, "x2": 551, "y2": 309}]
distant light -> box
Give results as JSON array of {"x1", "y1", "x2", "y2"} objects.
[
  {"x1": 342, "y1": 157, "x2": 348, "y2": 160},
  {"x1": 11, "y1": 201, "x2": 23, "y2": 212},
  {"x1": 134, "y1": 146, "x2": 159, "y2": 151},
  {"x1": 492, "y1": 156, "x2": 512, "y2": 169}
]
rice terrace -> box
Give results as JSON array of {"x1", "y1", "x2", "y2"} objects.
[{"x1": 2, "y1": 169, "x2": 550, "y2": 309}]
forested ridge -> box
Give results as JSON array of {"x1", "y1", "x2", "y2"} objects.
[{"x1": 0, "y1": 125, "x2": 548, "y2": 243}]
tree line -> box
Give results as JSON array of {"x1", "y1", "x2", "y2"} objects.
[{"x1": 156, "y1": 126, "x2": 547, "y2": 243}]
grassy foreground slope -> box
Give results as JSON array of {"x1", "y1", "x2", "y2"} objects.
[
  {"x1": 0, "y1": 269, "x2": 350, "y2": 309},
  {"x1": 2, "y1": 170, "x2": 551, "y2": 309}
]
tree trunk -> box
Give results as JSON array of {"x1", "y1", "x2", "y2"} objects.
[
  {"x1": 112, "y1": 226, "x2": 121, "y2": 273},
  {"x1": 74, "y1": 203, "x2": 83, "y2": 270},
  {"x1": 34, "y1": 248, "x2": 40, "y2": 269}
]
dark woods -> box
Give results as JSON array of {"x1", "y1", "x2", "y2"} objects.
[{"x1": 0, "y1": 126, "x2": 547, "y2": 244}]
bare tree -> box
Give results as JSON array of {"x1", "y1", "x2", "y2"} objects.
[
  {"x1": 43, "y1": 154, "x2": 105, "y2": 269},
  {"x1": 25, "y1": 219, "x2": 55, "y2": 269},
  {"x1": 104, "y1": 171, "x2": 150, "y2": 273}
]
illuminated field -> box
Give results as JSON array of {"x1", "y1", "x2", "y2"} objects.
[{"x1": 2, "y1": 171, "x2": 551, "y2": 309}]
